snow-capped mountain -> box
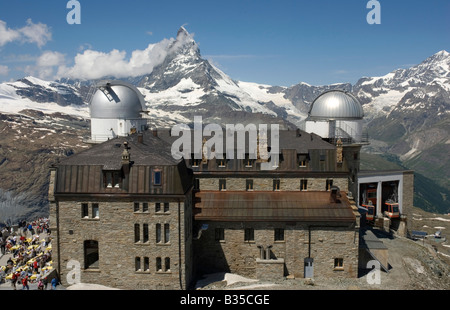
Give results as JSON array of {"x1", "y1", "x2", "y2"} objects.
[
  {"x1": 135, "y1": 27, "x2": 304, "y2": 127},
  {"x1": 354, "y1": 50, "x2": 450, "y2": 120},
  {"x1": 0, "y1": 76, "x2": 89, "y2": 118}
]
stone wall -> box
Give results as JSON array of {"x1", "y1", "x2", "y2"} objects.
[
  {"x1": 199, "y1": 177, "x2": 348, "y2": 192},
  {"x1": 193, "y1": 221, "x2": 359, "y2": 280},
  {"x1": 52, "y1": 195, "x2": 192, "y2": 290},
  {"x1": 402, "y1": 172, "x2": 414, "y2": 220},
  {"x1": 256, "y1": 258, "x2": 285, "y2": 281}
]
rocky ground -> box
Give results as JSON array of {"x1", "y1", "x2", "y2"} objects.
[{"x1": 0, "y1": 110, "x2": 90, "y2": 221}]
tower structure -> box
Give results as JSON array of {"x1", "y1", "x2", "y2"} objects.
[{"x1": 304, "y1": 90, "x2": 369, "y2": 198}]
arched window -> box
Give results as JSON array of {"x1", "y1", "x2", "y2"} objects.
[{"x1": 84, "y1": 240, "x2": 99, "y2": 269}]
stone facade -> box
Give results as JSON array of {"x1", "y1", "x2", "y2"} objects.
[
  {"x1": 51, "y1": 195, "x2": 193, "y2": 290},
  {"x1": 193, "y1": 221, "x2": 359, "y2": 279},
  {"x1": 402, "y1": 172, "x2": 414, "y2": 218},
  {"x1": 199, "y1": 177, "x2": 348, "y2": 192}
]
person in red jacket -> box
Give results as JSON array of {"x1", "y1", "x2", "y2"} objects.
[
  {"x1": 11, "y1": 272, "x2": 18, "y2": 290},
  {"x1": 22, "y1": 276, "x2": 29, "y2": 290},
  {"x1": 33, "y1": 260, "x2": 39, "y2": 273}
]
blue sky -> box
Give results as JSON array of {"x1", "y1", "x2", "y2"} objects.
[{"x1": 0, "y1": 0, "x2": 449, "y2": 86}]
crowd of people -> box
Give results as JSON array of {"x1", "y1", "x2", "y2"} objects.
[{"x1": 0, "y1": 218, "x2": 59, "y2": 290}]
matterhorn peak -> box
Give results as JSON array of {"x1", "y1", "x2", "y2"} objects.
[
  {"x1": 168, "y1": 26, "x2": 199, "y2": 59},
  {"x1": 177, "y1": 26, "x2": 190, "y2": 38},
  {"x1": 175, "y1": 26, "x2": 195, "y2": 45}
]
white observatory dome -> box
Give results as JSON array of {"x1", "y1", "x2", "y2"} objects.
[
  {"x1": 89, "y1": 80, "x2": 148, "y2": 143},
  {"x1": 304, "y1": 90, "x2": 367, "y2": 144},
  {"x1": 90, "y1": 80, "x2": 146, "y2": 119},
  {"x1": 308, "y1": 90, "x2": 364, "y2": 120}
]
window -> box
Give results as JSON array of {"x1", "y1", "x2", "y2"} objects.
[
  {"x1": 82, "y1": 203, "x2": 99, "y2": 219},
  {"x1": 164, "y1": 202, "x2": 169, "y2": 213},
  {"x1": 84, "y1": 240, "x2": 99, "y2": 269},
  {"x1": 326, "y1": 179, "x2": 333, "y2": 191},
  {"x1": 246, "y1": 179, "x2": 253, "y2": 191},
  {"x1": 156, "y1": 224, "x2": 161, "y2": 243},
  {"x1": 144, "y1": 257, "x2": 149, "y2": 271},
  {"x1": 165, "y1": 257, "x2": 171, "y2": 272},
  {"x1": 244, "y1": 228, "x2": 254, "y2": 242},
  {"x1": 134, "y1": 224, "x2": 140, "y2": 243},
  {"x1": 164, "y1": 224, "x2": 170, "y2": 243},
  {"x1": 300, "y1": 179, "x2": 308, "y2": 191},
  {"x1": 273, "y1": 179, "x2": 280, "y2": 191},
  {"x1": 244, "y1": 154, "x2": 254, "y2": 167},
  {"x1": 275, "y1": 228, "x2": 284, "y2": 241},
  {"x1": 92, "y1": 203, "x2": 99, "y2": 218},
  {"x1": 81, "y1": 203, "x2": 89, "y2": 218},
  {"x1": 153, "y1": 170, "x2": 162, "y2": 186},
  {"x1": 215, "y1": 228, "x2": 224, "y2": 241},
  {"x1": 104, "y1": 171, "x2": 122, "y2": 188},
  {"x1": 135, "y1": 257, "x2": 141, "y2": 271},
  {"x1": 217, "y1": 156, "x2": 226, "y2": 168},
  {"x1": 156, "y1": 257, "x2": 162, "y2": 271},
  {"x1": 143, "y1": 224, "x2": 149, "y2": 243},
  {"x1": 194, "y1": 179, "x2": 200, "y2": 190},
  {"x1": 191, "y1": 156, "x2": 201, "y2": 167},
  {"x1": 334, "y1": 258, "x2": 344, "y2": 269},
  {"x1": 219, "y1": 179, "x2": 226, "y2": 191},
  {"x1": 134, "y1": 202, "x2": 149, "y2": 212},
  {"x1": 155, "y1": 202, "x2": 161, "y2": 212}
]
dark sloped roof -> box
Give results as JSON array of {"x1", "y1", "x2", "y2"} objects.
[
  {"x1": 57, "y1": 131, "x2": 181, "y2": 167},
  {"x1": 156, "y1": 128, "x2": 335, "y2": 155},
  {"x1": 194, "y1": 191, "x2": 355, "y2": 222}
]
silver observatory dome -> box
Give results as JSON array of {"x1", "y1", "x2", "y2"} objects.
[
  {"x1": 90, "y1": 80, "x2": 146, "y2": 119},
  {"x1": 308, "y1": 90, "x2": 364, "y2": 120}
]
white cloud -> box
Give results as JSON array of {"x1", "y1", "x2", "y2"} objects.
[
  {"x1": 25, "y1": 51, "x2": 66, "y2": 80},
  {"x1": 18, "y1": 27, "x2": 197, "y2": 81},
  {"x1": 0, "y1": 65, "x2": 9, "y2": 76},
  {"x1": 57, "y1": 33, "x2": 193, "y2": 80},
  {"x1": 19, "y1": 19, "x2": 52, "y2": 48},
  {"x1": 37, "y1": 51, "x2": 66, "y2": 67},
  {"x1": 0, "y1": 20, "x2": 21, "y2": 46},
  {"x1": 0, "y1": 19, "x2": 51, "y2": 48}
]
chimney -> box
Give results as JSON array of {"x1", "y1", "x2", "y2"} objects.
[
  {"x1": 152, "y1": 128, "x2": 158, "y2": 137},
  {"x1": 137, "y1": 133, "x2": 143, "y2": 144},
  {"x1": 296, "y1": 128, "x2": 301, "y2": 137},
  {"x1": 122, "y1": 142, "x2": 131, "y2": 175},
  {"x1": 330, "y1": 186, "x2": 341, "y2": 203},
  {"x1": 122, "y1": 142, "x2": 130, "y2": 162}
]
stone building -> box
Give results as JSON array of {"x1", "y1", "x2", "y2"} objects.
[
  {"x1": 48, "y1": 133, "x2": 194, "y2": 290},
  {"x1": 48, "y1": 127, "x2": 361, "y2": 289},
  {"x1": 48, "y1": 86, "x2": 412, "y2": 289}
]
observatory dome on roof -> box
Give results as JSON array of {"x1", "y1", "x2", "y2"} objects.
[
  {"x1": 308, "y1": 90, "x2": 364, "y2": 120},
  {"x1": 90, "y1": 80, "x2": 146, "y2": 119},
  {"x1": 88, "y1": 80, "x2": 148, "y2": 144}
]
